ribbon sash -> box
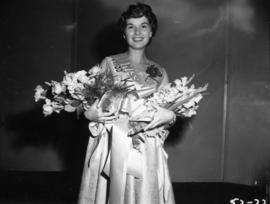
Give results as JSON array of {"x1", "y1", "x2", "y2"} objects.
[{"x1": 109, "y1": 117, "x2": 131, "y2": 204}]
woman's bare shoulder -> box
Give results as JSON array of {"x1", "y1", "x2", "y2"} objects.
[
  {"x1": 100, "y1": 53, "x2": 128, "y2": 71},
  {"x1": 147, "y1": 58, "x2": 162, "y2": 67}
]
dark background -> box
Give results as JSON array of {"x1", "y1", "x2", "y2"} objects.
[{"x1": 0, "y1": 0, "x2": 270, "y2": 187}]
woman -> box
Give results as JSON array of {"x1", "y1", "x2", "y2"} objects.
[{"x1": 78, "y1": 3, "x2": 176, "y2": 204}]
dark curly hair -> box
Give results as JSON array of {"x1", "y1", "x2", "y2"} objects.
[{"x1": 118, "y1": 3, "x2": 158, "y2": 37}]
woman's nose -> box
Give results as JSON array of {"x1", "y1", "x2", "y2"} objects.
[{"x1": 134, "y1": 27, "x2": 141, "y2": 35}]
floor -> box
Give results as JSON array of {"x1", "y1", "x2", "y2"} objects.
[
  {"x1": 0, "y1": 202, "x2": 75, "y2": 204},
  {"x1": 0, "y1": 172, "x2": 266, "y2": 204}
]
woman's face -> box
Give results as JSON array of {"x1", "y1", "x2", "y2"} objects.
[{"x1": 124, "y1": 16, "x2": 153, "y2": 50}]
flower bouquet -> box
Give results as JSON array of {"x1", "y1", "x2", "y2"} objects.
[
  {"x1": 147, "y1": 74, "x2": 208, "y2": 117},
  {"x1": 34, "y1": 65, "x2": 208, "y2": 131},
  {"x1": 125, "y1": 75, "x2": 208, "y2": 135},
  {"x1": 34, "y1": 66, "x2": 129, "y2": 117}
]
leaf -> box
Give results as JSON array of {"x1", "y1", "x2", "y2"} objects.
[{"x1": 71, "y1": 100, "x2": 81, "y2": 107}]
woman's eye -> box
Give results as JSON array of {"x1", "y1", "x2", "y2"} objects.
[
  {"x1": 127, "y1": 25, "x2": 133, "y2": 29},
  {"x1": 142, "y1": 24, "x2": 149, "y2": 29}
]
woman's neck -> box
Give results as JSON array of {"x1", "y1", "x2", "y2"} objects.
[{"x1": 126, "y1": 48, "x2": 148, "y2": 64}]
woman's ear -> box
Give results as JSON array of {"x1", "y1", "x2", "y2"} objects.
[{"x1": 149, "y1": 31, "x2": 153, "y2": 38}]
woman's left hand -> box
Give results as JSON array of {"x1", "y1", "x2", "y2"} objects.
[{"x1": 143, "y1": 105, "x2": 175, "y2": 131}]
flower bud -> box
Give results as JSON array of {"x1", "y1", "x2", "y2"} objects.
[
  {"x1": 52, "y1": 82, "x2": 63, "y2": 95},
  {"x1": 64, "y1": 104, "x2": 76, "y2": 112},
  {"x1": 34, "y1": 85, "x2": 45, "y2": 102},
  {"x1": 43, "y1": 104, "x2": 54, "y2": 116},
  {"x1": 89, "y1": 65, "x2": 101, "y2": 75}
]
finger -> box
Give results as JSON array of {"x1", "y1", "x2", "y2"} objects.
[
  {"x1": 144, "y1": 110, "x2": 158, "y2": 131},
  {"x1": 100, "y1": 110, "x2": 116, "y2": 117},
  {"x1": 144, "y1": 120, "x2": 158, "y2": 131},
  {"x1": 145, "y1": 117, "x2": 165, "y2": 131},
  {"x1": 151, "y1": 104, "x2": 161, "y2": 110},
  {"x1": 99, "y1": 115, "x2": 117, "y2": 122},
  {"x1": 144, "y1": 123, "x2": 154, "y2": 131},
  {"x1": 100, "y1": 115, "x2": 117, "y2": 121},
  {"x1": 93, "y1": 98, "x2": 99, "y2": 107}
]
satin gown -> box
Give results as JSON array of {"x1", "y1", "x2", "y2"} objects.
[{"x1": 78, "y1": 54, "x2": 175, "y2": 204}]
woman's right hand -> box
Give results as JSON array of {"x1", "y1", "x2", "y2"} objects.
[{"x1": 84, "y1": 99, "x2": 117, "y2": 122}]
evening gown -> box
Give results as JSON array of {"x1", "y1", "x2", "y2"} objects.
[{"x1": 78, "y1": 53, "x2": 175, "y2": 204}]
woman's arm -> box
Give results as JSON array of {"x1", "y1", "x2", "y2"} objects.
[
  {"x1": 143, "y1": 104, "x2": 176, "y2": 131},
  {"x1": 143, "y1": 68, "x2": 176, "y2": 131},
  {"x1": 84, "y1": 99, "x2": 116, "y2": 122},
  {"x1": 158, "y1": 67, "x2": 170, "y2": 89},
  {"x1": 84, "y1": 57, "x2": 116, "y2": 122}
]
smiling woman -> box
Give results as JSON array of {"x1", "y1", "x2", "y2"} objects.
[
  {"x1": 78, "y1": 2, "x2": 176, "y2": 204},
  {"x1": 124, "y1": 16, "x2": 153, "y2": 51}
]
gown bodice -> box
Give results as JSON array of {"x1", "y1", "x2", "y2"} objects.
[{"x1": 103, "y1": 54, "x2": 166, "y2": 97}]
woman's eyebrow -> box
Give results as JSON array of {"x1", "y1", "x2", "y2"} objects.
[{"x1": 126, "y1": 21, "x2": 149, "y2": 26}]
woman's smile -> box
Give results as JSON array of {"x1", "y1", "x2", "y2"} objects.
[{"x1": 132, "y1": 36, "x2": 144, "y2": 42}]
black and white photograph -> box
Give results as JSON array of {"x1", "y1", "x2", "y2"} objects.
[{"x1": 0, "y1": 0, "x2": 270, "y2": 203}]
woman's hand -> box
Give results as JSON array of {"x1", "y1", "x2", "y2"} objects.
[
  {"x1": 84, "y1": 99, "x2": 117, "y2": 122},
  {"x1": 143, "y1": 105, "x2": 176, "y2": 131}
]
